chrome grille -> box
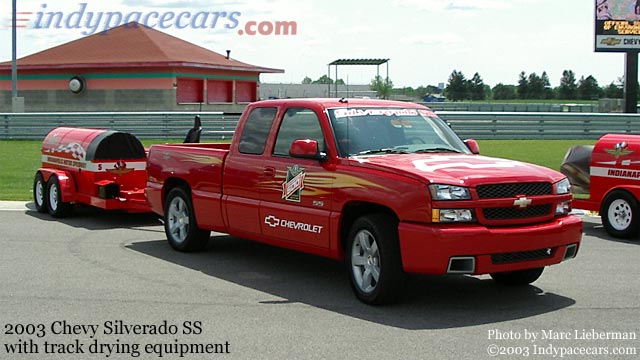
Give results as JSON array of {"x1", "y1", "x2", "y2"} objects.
[
  {"x1": 482, "y1": 204, "x2": 551, "y2": 220},
  {"x1": 476, "y1": 182, "x2": 551, "y2": 199}
]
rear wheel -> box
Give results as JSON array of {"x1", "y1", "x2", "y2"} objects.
[
  {"x1": 601, "y1": 190, "x2": 639, "y2": 239},
  {"x1": 164, "y1": 187, "x2": 210, "y2": 252},
  {"x1": 346, "y1": 214, "x2": 404, "y2": 305},
  {"x1": 33, "y1": 172, "x2": 47, "y2": 213},
  {"x1": 490, "y1": 267, "x2": 544, "y2": 286},
  {"x1": 46, "y1": 176, "x2": 71, "y2": 218}
]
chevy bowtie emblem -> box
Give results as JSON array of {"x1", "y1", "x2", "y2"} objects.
[{"x1": 513, "y1": 197, "x2": 532, "y2": 208}]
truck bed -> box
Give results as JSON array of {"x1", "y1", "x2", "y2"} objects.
[{"x1": 145, "y1": 143, "x2": 230, "y2": 226}]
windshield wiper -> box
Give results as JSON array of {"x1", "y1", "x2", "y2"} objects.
[
  {"x1": 412, "y1": 147, "x2": 462, "y2": 154},
  {"x1": 353, "y1": 148, "x2": 409, "y2": 156}
]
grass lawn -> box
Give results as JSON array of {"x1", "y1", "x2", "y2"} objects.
[{"x1": 0, "y1": 139, "x2": 596, "y2": 201}]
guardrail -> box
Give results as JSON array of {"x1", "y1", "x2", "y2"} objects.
[
  {"x1": 2, "y1": 111, "x2": 639, "y2": 141},
  {"x1": 1, "y1": 112, "x2": 241, "y2": 141},
  {"x1": 438, "y1": 112, "x2": 640, "y2": 139}
]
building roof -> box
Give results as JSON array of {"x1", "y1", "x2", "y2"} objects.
[
  {"x1": 328, "y1": 59, "x2": 389, "y2": 66},
  {"x1": 0, "y1": 22, "x2": 283, "y2": 74}
]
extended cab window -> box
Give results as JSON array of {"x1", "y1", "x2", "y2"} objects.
[
  {"x1": 273, "y1": 108, "x2": 325, "y2": 156},
  {"x1": 238, "y1": 107, "x2": 277, "y2": 155}
]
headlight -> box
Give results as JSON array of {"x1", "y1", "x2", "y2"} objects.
[
  {"x1": 554, "y1": 178, "x2": 571, "y2": 195},
  {"x1": 429, "y1": 184, "x2": 471, "y2": 200},
  {"x1": 432, "y1": 209, "x2": 475, "y2": 223},
  {"x1": 555, "y1": 200, "x2": 572, "y2": 216}
]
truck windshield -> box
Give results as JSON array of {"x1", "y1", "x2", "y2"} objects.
[{"x1": 327, "y1": 107, "x2": 470, "y2": 157}]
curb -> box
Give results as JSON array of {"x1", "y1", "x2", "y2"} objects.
[{"x1": 0, "y1": 201, "x2": 33, "y2": 211}]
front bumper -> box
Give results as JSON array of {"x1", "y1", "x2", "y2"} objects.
[{"x1": 398, "y1": 215, "x2": 582, "y2": 274}]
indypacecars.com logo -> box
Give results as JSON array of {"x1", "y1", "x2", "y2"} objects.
[{"x1": 11, "y1": 3, "x2": 297, "y2": 36}]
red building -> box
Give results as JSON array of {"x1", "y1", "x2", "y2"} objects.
[{"x1": 0, "y1": 22, "x2": 283, "y2": 112}]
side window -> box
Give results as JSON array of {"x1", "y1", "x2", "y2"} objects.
[
  {"x1": 273, "y1": 108, "x2": 325, "y2": 156},
  {"x1": 238, "y1": 107, "x2": 277, "y2": 155}
]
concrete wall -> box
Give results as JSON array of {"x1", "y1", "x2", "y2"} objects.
[{"x1": 259, "y1": 84, "x2": 376, "y2": 99}]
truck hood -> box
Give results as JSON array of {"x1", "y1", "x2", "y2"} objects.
[{"x1": 350, "y1": 153, "x2": 565, "y2": 187}]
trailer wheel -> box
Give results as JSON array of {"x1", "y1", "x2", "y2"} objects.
[
  {"x1": 490, "y1": 267, "x2": 544, "y2": 286},
  {"x1": 346, "y1": 214, "x2": 404, "y2": 305},
  {"x1": 164, "y1": 187, "x2": 210, "y2": 252},
  {"x1": 601, "y1": 190, "x2": 639, "y2": 239},
  {"x1": 46, "y1": 176, "x2": 71, "y2": 218},
  {"x1": 33, "y1": 172, "x2": 47, "y2": 213}
]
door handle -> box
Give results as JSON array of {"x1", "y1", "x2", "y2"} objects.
[{"x1": 263, "y1": 167, "x2": 275, "y2": 177}]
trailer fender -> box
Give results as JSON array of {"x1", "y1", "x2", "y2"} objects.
[{"x1": 37, "y1": 168, "x2": 77, "y2": 203}]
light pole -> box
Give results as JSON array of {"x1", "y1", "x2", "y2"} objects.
[{"x1": 11, "y1": 0, "x2": 17, "y2": 99}]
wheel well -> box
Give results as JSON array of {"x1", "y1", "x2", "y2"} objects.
[
  {"x1": 601, "y1": 188, "x2": 636, "y2": 210},
  {"x1": 162, "y1": 178, "x2": 190, "y2": 205},
  {"x1": 339, "y1": 202, "x2": 398, "y2": 253}
]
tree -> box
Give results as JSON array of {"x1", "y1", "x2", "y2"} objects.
[
  {"x1": 517, "y1": 71, "x2": 528, "y2": 99},
  {"x1": 312, "y1": 75, "x2": 333, "y2": 85},
  {"x1": 302, "y1": 76, "x2": 312, "y2": 84},
  {"x1": 492, "y1": 83, "x2": 517, "y2": 100},
  {"x1": 469, "y1": 72, "x2": 486, "y2": 100},
  {"x1": 541, "y1": 71, "x2": 553, "y2": 99},
  {"x1": 527, "y1": 72, "x2": 545, "y2": 99},
  {"x1": 558, "y1": 70, "x2": 577, "y2": 100},
  {"x1": 370, "y1": 75, "x2": 393, "y2": 99},
  {"x1": 604, "y1": 82, "x2": 623, "y2": 98},
  {"x1": 577, "y1": 75, "x2": 602, "y2": 100},
  {"x1": 445, "y1": 70, "x2": 467, "y2": 101}
]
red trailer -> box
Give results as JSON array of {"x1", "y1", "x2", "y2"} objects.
[
  {"x1": 33, "y1": 127, "x2": 150, "y2": 217},
  {"x1": 561, "y1": 134, "x2": 640, "y2": 239}
]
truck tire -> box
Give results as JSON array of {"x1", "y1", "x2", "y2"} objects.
[
  {"x1": 346, "y1": 214, "x2": 404, "y2": 305},
  {"x1": 490, "y1": 267, "x2": 544, "y2": 286},
  {"x1": 33, "y1": 172, "x2": 47, "y2": 213},
  {"x1": 164, "y1": 187, "x2": 210, "y2": 252},
  {"x1": 46, "y1": 176, "x2": 71, "y2": 218},
  {"x1": 601, "y1": 190, "x2": 639, "y2": 239}
]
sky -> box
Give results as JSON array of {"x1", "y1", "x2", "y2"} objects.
[{"x1": 0, "y1": 0, "x2": 628, "y2": 89}]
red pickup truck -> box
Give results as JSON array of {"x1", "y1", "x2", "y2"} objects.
[{"x1": 145, "y1": 98, "x2": 582, "y2": 304}]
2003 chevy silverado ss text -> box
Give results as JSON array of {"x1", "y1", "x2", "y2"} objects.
[{"x1": 145, "y1": 98, "x2": 582, "y2": 304}]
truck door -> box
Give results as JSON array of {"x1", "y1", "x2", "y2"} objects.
[
  {"x1": 223, "y1": 106, "x2": 278, "y2": 234},
  {"x1": 259, "y1": 107, "x2": 332, "y2": 248}
]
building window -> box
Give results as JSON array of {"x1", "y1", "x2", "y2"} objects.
[
  {"x1": 176, "y1": 78, "x2": 204, "y2": 103},
  {"x1": 236, "y1": 81, "x2": 257, "y2": 103},
  {"x1": 207, "y1": 80, "x2": 232, "y2": 103}
]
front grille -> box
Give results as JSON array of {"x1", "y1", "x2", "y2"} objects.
[
  {"x1": 476, "y1": 182, "x2": 551, "y2": 199},
  {"x1": 482, "y1": 204, "x2": 551, "y2": 220},
  {"x1": 491, "y1": 248, "x2": 555, "y2": 264}
]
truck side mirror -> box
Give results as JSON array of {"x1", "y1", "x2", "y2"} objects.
[
  {"x1": 464, "y1": 139, "x2": 480, "y2": 154},
  {"x1": 289, "y1": 139, "x2": 327, "y2": 161}
]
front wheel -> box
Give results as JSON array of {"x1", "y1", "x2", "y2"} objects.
[
  {"x1": 601, "y1": 190, "x2": 639, "y2": 239},
  {"x1": 33, "y1": 172, "x2": 47, "y2": 213},
  {"x1": 46, "y1": 176, "x2": 71, "y2": 218},
  {"x1": 346, "y1": 214, "x2": 404, "y2": 305},
  {"x1": 164, "y1": 187, "x2": 210, "y2": 252},
  {"x1": 490, "y1": 267, "x2": 544, "y2": 286}
]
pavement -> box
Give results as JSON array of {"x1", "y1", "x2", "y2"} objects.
[{"x1": 1, "y1": 202, "x2": 637, "y2": 360}]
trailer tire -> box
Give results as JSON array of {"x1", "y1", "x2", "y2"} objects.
[
  {"x1": 490, "y1": 267, "x2": 544, "y2": 286},
  {"x1": 33, "y1": 172, "x2": 47, "y2": 213},
  {"x1": 601, "y1": 190, "x2": 639, "y2": 239},
  {"x1": 46, "y1": 176, "x2": 71, "y2": 218},
  {"x1": 346, "y1": 214, "x2": 404, "y2": 305},
  {"x1": 164, "y1": 187, "x2": 210, "y2": 252}
]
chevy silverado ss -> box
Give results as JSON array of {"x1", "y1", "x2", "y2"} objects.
[{"x1": 146, "y1": 98, "x2": 582, "y2": 304}]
